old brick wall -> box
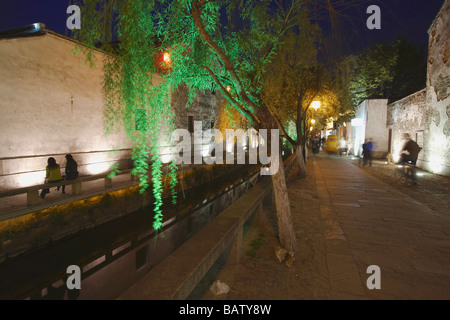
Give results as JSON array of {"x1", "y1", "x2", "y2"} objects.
[
  {"x1": 387, "y1": 89, "x2": 427, "y2": 163},
  {"x1": 386, "y1": 1, "x2": 450, "y2": 176},
  {"x1": 171, "y1": 84, "x2": 222, "y2": 132},
  {"x1": 425, "y1": 0, "x2": 450, "y2": 176}
]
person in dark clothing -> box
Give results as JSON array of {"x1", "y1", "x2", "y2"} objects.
[
  {"x1": 360, "y1": 142, "x2": 367, "y2": 165},
  {"x1": 399, "y1": 133, "x2": 421, "y2": 184},
  {"x1": 62, "y1": 154, "x2": 79, "y2": 194},
  {"x1": 400, "y1": 134, "x2": 421, "y2": 165},
  {"x1": 365, "y1": 138, "x2": 373, "y2": 166}
]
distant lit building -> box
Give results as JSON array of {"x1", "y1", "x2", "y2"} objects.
[{"x1": 351, "y1": 99, "x2": 390, "y2": 159}]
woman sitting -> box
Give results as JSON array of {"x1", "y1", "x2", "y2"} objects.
[{"x1": 40, "y1": 157, "x2": 64, "y2": 199}]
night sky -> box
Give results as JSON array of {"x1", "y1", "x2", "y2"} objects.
[{"x1": 0, "y1": 0, "x2": 445, "y2": 55}]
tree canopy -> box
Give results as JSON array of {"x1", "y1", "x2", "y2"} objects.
[{"x1": 344, "y1": 37, "x2": 427, "y2": 108}]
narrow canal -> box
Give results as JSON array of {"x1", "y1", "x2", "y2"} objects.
[{"x1": 0, "y1": 163, "x2": 262, "y2": 299}]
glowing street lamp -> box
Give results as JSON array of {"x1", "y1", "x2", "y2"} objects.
[
  {"x1": 312, "y1": 101, "x2": 321, "y2": 111},
  {"x1": 310, "y1": 102, "x2": 320, "y2": 138}
]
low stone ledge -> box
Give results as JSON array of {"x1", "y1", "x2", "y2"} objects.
[{"x1": 118, "y1": 177, "x2": 272, "y2": 300}]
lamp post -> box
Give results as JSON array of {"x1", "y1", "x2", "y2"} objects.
[
  {"x1": 310, "y1": 119, "x2": 315, "y2": 132},
  {"x1": 311, "y1": 101, "x2": 320, "y2": 133},
  {"x1": 310, "y1": 101, "x2": 320, "y2": 134},
  {"x1": 310, "y1": 101, "x2": 321, "y2": 153}
]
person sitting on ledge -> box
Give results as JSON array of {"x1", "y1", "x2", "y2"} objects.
[
  {"x1": 62, "y1": 154, "x2": 79, "y2": 194},
  {"x1": 40, "y1": 157, "x2": 64, "y2": 199}
]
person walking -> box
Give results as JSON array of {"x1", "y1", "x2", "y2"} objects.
[
  {"x1": 366, "y1": 138, "x2": 374, "y2": 166},
  {"x1": 362, "y1": 140, "x2": 368, "y2": 165}
]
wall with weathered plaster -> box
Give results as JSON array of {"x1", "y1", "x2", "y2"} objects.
[
  {"x1": 424, "y1": 0, "x2": 450, "y2": 176},
  {"x1": 166, "y1": 84, "x2": 225, "y2": 163},
  {"x1": 172, "y1": 84, "x2": 222, "y2": 132},
  {"x1": 387, "y1": 89, "x2": 427, "y2": 163}
]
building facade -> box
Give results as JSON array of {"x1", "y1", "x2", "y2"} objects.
[
  {"x1": 386, "y1": 0, "x2": 450, "y2": 176},
  {"x1": 423, "y1": 0, "x2": 450, "y2": 175},
  {"x1": 349, "y1": 0, "x2": 449, "y2": 176}
]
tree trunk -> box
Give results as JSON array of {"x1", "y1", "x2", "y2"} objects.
[
  {"x1": 295, "y1": 144, "x2": 307, "y2": 178},
  {"x1": 260, "y1": 114, "x2": 297, "y2": 258},
  {"x1": 271, "y1": 149, "x2": 297, "y2": 256},
  {"x1": 191, "y1": 0, "x2": 297, "y2": 260}
]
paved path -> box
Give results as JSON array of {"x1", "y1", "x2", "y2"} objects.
[
  {"x1": 201, "y1": 153, "x2": 450, "y2": 300},
  {"x1": 313, "y1": 154, "x2": 450, "y2": 299}
]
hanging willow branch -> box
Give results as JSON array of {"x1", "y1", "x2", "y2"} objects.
[{"x1": 72, "y1": 0, "x2": 321, "y2": 233}]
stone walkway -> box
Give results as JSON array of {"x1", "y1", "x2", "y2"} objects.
[{"x1": 199, "y1": 153, "x2": 450, "y2": 300}]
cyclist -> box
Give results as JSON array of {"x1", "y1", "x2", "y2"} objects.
[{"x1": 399, "y1": 133, "x2": 421, "y2": 185}]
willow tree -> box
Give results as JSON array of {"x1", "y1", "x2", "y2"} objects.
[{"x1": 73, "y1": 0, "x2": 310, "y2": 257}]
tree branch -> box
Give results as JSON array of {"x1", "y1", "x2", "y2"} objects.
[
  {"x1": 252, "y1": 1, "x2": 302, "y2": 89},
  {"x1": 265, "y1": 103, "x2": 297, "y2": 147},
  {"x1": 205, "y1": 65, "x2": 259, "y2": 128},
  {"x1": 191, "y1": 0, "x2": 261, "y2": 121}
]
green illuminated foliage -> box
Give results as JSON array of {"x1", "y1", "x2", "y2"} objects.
[{"x1": 72, "y1": 1, "x2": 305, "y2": 246}]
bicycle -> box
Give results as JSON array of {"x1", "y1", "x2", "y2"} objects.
[{"x1": 394, "y1": 161, "x2": 418, "y2": 185}]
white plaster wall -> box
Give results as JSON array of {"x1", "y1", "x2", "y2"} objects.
[
  {"x1": 366, "y1": 99, "x2": 390, "y2": 157},
  {"x1": 0, "y1": 31, "x2": 221, "y2": 190},
  {"x1": 0, "y1": 32, "x2": 131, "y2": 190},
  {"x1": 351, "y1": 99, "x2": 390, "y2": 159},
  {"x1": 352, "y1": 101, "x2": 367, "y2": 157}
]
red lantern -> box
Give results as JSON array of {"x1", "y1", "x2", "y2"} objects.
[{"x1": 155, "y1": 50, "x2": 172, "y2": 74}]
